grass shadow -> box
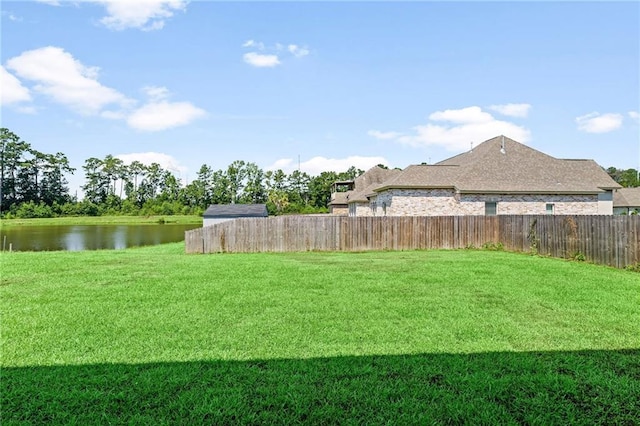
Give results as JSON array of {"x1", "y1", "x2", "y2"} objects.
[{"x1": 3, "y1": 349, "x2": 639, "y2": 425}]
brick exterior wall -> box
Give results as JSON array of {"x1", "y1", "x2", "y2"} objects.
[{"x1": 353, "y1": 189, "x2": 602, "y2": 216}]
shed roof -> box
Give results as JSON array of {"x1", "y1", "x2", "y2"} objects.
[
  {"x1": 203, "y1": 204, "x2": 268, "y2": 218},
  {"x1": 613, "y1": 187, "x2": 640, "y2": 207},
  {"x1": 373, "y1": 136, "x2": 621, "y2": 195}
]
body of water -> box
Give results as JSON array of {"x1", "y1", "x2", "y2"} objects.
[{"x1": 1, "y1": 224, "x2": 201, "y2": 252}]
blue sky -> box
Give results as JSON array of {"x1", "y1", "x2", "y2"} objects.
[{"x1": 1, "y1": 1, "x2": 639, "y2": 196}]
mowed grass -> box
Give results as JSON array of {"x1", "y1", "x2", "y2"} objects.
[{"x1": 2, "y1": 245, "x2": 639, "y2": 424}]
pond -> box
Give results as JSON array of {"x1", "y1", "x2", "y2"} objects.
[{"x1": 0, "y1": 224, "x2": 202, "y2": 252}]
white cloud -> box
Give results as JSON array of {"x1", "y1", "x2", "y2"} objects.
[
  {"x1": 288, "y1": 44, "x2": 310, "y2": 58},
  {"x1": 488, "y1": 103, "x2": 531, "y2": 118},
  {"x1": 267, "y1": 155, "x2": 389, "y2": 175},
  {"x1": 35, "y1": 0, "x2": 186, "y2": 31},
  {"x1": 629, "y1": 111, "x2": 639, "y2": 122},
  {"x1": 6, "y1": 46, "x2": 131, "y2": 114},
  {"x1": 127, "y1": 100, "x2": 206, "y2": 131},
  {"x1": 0, "y1": 65, "x2": 31, "y2": 105},
  {"x1": 1, "y1": 11, "x2": 23, "y2": 22},
  {"x1": 242, "y1": 40, "x2": 265, "y2": 50},
  {"x1": 428, "y1": 106, "x2": 494, "y2": 124},
  {"x1": 243, "y1": 52, "x2": 281, "y2": 68},
  {"x1": 268, "y1": 158, "x2": 295, "y2": 171},
  {"x1": 377, "y1": 106, "x2": 531, "y2": 151},
  {"x1": 116, "y1": 152, "x2": 187, "y2": 174},
  {"x1": 142, "y1": 85, "x2": 170, "y2": 101},
  {"x1": 368, "y1": 130, "x2": 403, "y2": 140},
  {"x1": 6, "y1": 47, "x2": 204, "y2": 130},
  {"x1": 576, "y1": 112, "x2": 623, "y2": 133},
  {"x1": 95, "y1": 0, "x2": 187, "y2": 31},
  {"x1": 242, "y1": 40, "x2": 309, "y2": 67}
]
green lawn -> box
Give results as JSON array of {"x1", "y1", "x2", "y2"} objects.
[
  {"x1": 0, "y1": 214, "x2": 202, "y2": 228},
  {"x1": 2, "y1": 245, "x2": 639, "y2": 424}
]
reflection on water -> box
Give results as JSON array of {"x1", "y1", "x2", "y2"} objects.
[{"x1": 1, "y1": 224, "x2": 201, "y2": 252}]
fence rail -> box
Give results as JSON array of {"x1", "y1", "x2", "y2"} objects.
[{"x1": 185, "y1": 215, "x2": 640, "y2": 268}]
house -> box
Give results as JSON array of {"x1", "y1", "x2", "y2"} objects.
[
  {"x1": 328, "y1": 179, "x2": 354, "y2": 215},
  {"x1": 613, "y1": 187, "x2": 640, "y2": 215},
  {"x1": 329, "y1": 166, "x2": 401, "y2": 215},
  {"x1": 203, "y1": 204, "x2": 268, "y2": 227},
  {"x1": 340, "y1": 136, "x2": 621, "y2": 217}
]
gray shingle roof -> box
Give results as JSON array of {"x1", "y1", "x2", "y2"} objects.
[
  {"x1": 374, "y1": 136, "x2": 621, "y2": 194},
  {"x1": 345, "y1": 167, "x2": 402, "y2": 202},
  {"x1": 613, "y1": 188, "x2": 640, "y2": 207},
  {"x1": 329, "y1": 192, "x2": 349, "y2": 206},
  {"x1": 203, "y1": 204, "x2": 268, "y2": 218}
]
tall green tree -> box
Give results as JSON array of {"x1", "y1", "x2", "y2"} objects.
[
  {"x1": 227, "y1": 160, "x2": 247, "y2": 204},
  {"x1": 1, "y1": 128, "x2": 30, "y2": 210},
  {"x1": 242, "y1": 162, "x2": 266, "y2": 204},
  {"x1": 309, "y1": 171, "x2": 339, "y2": 208},
  {"x1": 41, "y1": 152, "x2": 74, "y2": 205},
  {"x1": 82, "y1": 157, "x2": 110, "y2": 204}
]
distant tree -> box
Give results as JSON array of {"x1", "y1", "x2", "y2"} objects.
[
  {"x1": 343, "y1": 166, "x2": 364, "y2": 180},
  {"x1": 309, "y1": 171, "x2": 339, "y2": 208},
  {"x1": 242, "y1": 162, "x2": 266, "y2": 204},
  {"x1": 102, "y1": 155, "x2": 124, "y2": 196},
  {"x1": 210, "y1": 169, "x2": 231, "y2": 205},
  {"x1": 227, "y1": 160, "x2": 247, "y2": 204},
  {"x1": 287, "y1": 169, "x2": 311, "y2": 206},
  {"x1": 82, "y1": 157, "x2": 110, "y2": 204},
  {"x1": 607, "y1": 167, "x2": 639, "y2": 187},
  {"x1": 1, "y1": 128, "x2": 30, "y2": 210},
  {"x1": 41, "y1": 152, "x2": 74, "y2": 205}
]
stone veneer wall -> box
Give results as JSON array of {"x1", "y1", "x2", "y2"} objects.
[
  {"x1": 330, "y1": 206, "x2": 349, "y2": 216},
  {"x1": 354, "y1": 202, "x2": 374, "y2": 217},
  {"x1": 361, "y1": 189, "x2": 600, "y2": 216}
]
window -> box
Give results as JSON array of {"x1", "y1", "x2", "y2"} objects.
[
  {"x1": 546, "y1": 203, "x2": 555, "y2": 215},
  {"x1": 485, "y1": 202, "x2": 497, "y2": 216},
  {"x1": 382, "y1": 202, "x2": 387, "y2": 216}
]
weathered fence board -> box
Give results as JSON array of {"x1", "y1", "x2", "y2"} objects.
[{"x1": 185, "y1": 215, "x2": 640, "y2": 268}]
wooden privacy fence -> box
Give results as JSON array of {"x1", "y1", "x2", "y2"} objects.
[{"x1": 185, "y1": 215, "x2": 640, "y2": 268}]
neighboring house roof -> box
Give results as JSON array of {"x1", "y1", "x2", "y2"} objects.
[
  {"x1": 329, "y1": 192, "x2": 350, "y2": 206},
  {"x1": 329, "y1": 166, "x2": 401, "y2": 205},
  {"x1": 344, "y1": 167, "x2": 402, "y2": 203},
  {"x1": 203, "y1": 204, "x2": 268, "y2": 218},
  {"x1": 350, "y1": 168, "x2": 402, "y2": 202},
  {"x1": 373, "y1": 136, "x2": 621, "y2": 195},
  {"x1": 613, "y1": 188, "x2": 640, "y2": 207}
]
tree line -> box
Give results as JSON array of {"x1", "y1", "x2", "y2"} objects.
[
  {"x1": 0, "y1": 128, "x2": 363, "y2": 218},
  {"x1": 605, "y1": 167, "x2": 640, "y2": 188},
  {"x1": 2, "y1": 127, "x2": 638, "y2": 219}
]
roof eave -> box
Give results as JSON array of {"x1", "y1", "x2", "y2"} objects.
[
  {"x1": 374, "y1": 184, "x2": 457, "y2": 192},
  {"x1": 456, "y1": 189, "x2": 605, "y2": 195}
]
